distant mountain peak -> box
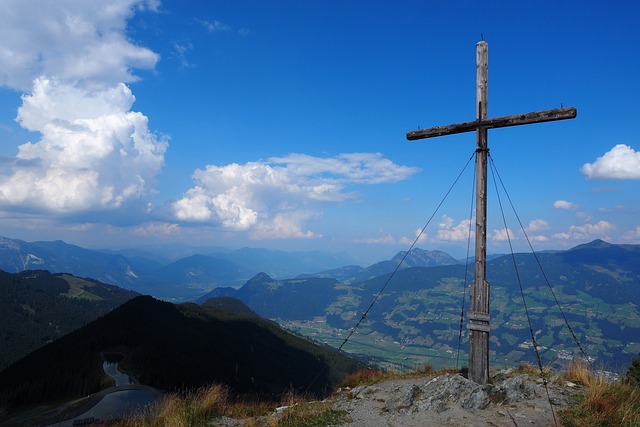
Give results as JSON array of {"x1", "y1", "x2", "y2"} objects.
[
  {"x1": 247, "y1": 272, "x2": 274, "y2": 283},
  {"x1": 391, "y1": 248, "x2": 459, "y2": 267},
  {"x1": 569, "y1": 239, "x2": 612, "y2": 251}
]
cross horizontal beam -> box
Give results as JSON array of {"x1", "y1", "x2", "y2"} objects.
[{"x1": 406, "y1": 107, "x2": 577, "y2": 141}]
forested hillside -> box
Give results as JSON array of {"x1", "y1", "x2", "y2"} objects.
[{"x1": 0, "y1": 270, "x2": 138, "y2": 370}]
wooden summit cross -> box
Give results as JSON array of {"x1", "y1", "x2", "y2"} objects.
[{"x1": 406, "y1": 41, "x2": 576, "y2": 384}]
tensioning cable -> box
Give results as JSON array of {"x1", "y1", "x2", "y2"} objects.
[
  {"x1": 336, "y1": 151, "x2": 475, "y2": 354},
  {"x1": 488, "y1": 153, "x2": 562, "y2": 426},
  {"x1": 489, "y1": 154, "x2": 592, "y2": 367},
  {"x1": 456, "y1": 156, "x2": 476, "y2": 369},
  {"x1": 304, "y1": 152, "x2": 475, "y2": 393}
]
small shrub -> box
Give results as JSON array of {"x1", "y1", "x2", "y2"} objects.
[
  {"x1": 515, "y1": 362, "x2": 538, "y2": 375},
  {"x1": 416, "y1": 363, "x2": 434, "y2": 375},
  {"x1": 627, "y1": 353, "x2": 640, "y2": 387}
]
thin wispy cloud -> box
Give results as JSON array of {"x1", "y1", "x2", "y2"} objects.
[
  {"x1": 623, "y1": 226, "x2": 640, "y2": 242},
  {"x1": 196, "y1": 18, "x2": 250, "y2": 37},
  {"x1": 173, "y1": 42, "x2": 194, "y2": 69},
  {"x1": 196, "y1": 18, "x2": 231, "y2": 33},
  {"x1": 132, "y1": 222, "x2": 182, "y2": 236}
]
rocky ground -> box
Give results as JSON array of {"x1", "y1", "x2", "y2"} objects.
[
  {"x1": 212, "y1": 368, "x2": 586, "y2": 426},
  {"x1": 329, "y1": 369, "x2": 583, "y2": 427}
]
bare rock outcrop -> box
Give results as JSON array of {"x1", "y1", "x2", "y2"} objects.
[{"x1": 333, "y1": 371, "x2": 582, "y2": 426}]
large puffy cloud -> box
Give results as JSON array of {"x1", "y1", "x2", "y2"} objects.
[
  {"x1": 173, "y1": 153, "x2": 419, "y2": 239},
  {"x1": 0, "y1": 0, "x2": 166, "y2": 214},
  {"x1": 0, "y1": 0, "x2": 159, "y2": 92},
  {"x1": 581, "y1": 144, "x2": 640, "y2": 180},
  {"x1": 0, "y1": 78, "x2": 166, "y2": 211}
]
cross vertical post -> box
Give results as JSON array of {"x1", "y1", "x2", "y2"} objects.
[
  {"x1": 405, "y1": 41, "x2": 576, "y2": 384},
  {"x1": 470, "y1": 40, "x2": 490, "y2": 384}
]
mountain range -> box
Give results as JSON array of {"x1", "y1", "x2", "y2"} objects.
[
  {"x1": 1, "y1": 236, "x2": 638, "y2": 418},
  {"x1": 203, "y1": 240, "x2": 640, "y2": 372},
  {"x1": 0, "y1": 236, "x2": 359, "y2": 300}
]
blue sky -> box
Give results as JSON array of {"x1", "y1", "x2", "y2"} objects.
[{"x1": 0, "y1": 0, "x2": 638, "y2": 264}]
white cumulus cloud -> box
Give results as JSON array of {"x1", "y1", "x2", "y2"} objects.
[
  {"x1": 553, "y1": 200, "x2": 579, "y2": 210},
  {"x1": 581, "y1": 144, "x2": 640, "y2": 180},
  {"x1": 527, "y1": 219, "x2": 549, "y2": 232},
  {"x1": 0, "y1": 0, "x2": 166, "y2": 214},
  {"x1": 524, "y1": 219, "x2": 549, "y2": 241},
  {"x1": 435, "y1": 216, "x2": 473, "y2": 242},
  {"x1": 172, "y1": 153, "x2": 419, "y2": 239},
  {"x1": 0, "y1": 0, "x2": 159, "y2": 92},
  {"x1": 492, "y1": 228, "x2": 516, "y2": 242},
  {"x1": 552, "y1": 220, "x2": 615, "y2": 241}
]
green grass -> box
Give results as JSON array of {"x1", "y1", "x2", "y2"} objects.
[{"x1": 59, "y1": 275, "x2": 103, "y2": 301}]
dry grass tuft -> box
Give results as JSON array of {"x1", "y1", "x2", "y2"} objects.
[
  {"x1": 115, "y1": 383, "x2": 234, "y2": 427},
  {"x1": 191, "y1": 383, "x2": 228, "y2": 417},
  {"x1": 559, "y1": 360, "x2": 640, "y2": 427},
  {"x1": 339, "y1": 368, "x2": 393, "y2": 388},
  {"x1": 338, "y1": 364, "x2": 464, "y2": 389},
  {"x1": 515, "y1": 362, "x2": 538, "y2": 375},
  {"x1": 564, "y1": 359, "x2": 595, "y2": 386},
  {"x1": 115, "y1": 383, "x2": 337, "y2": 426}
]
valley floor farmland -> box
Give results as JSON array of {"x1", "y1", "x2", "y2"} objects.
[
  {"x1": 280, "y1": 315, "x2": 630, "y2": 374},
  {"x1": 283, "y1": 318, "x2": 471, "y2": 371}
]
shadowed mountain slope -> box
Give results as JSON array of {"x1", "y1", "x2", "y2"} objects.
[{"x1": 0, "y1": 295, "x2": 363, "y2": 412}]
